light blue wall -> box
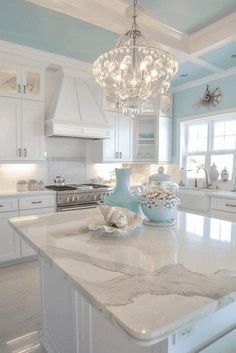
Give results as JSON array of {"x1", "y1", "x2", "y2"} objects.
[
  {"x1": 0, "y1": 0, "x2": 117, "y2": 63},
  {"x1": 172, "y1": 74, "x2": 236, "y2": 159}
]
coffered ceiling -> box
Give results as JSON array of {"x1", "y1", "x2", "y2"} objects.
[{"x1": 26, "y1": 0, "x2": 236, "y2": 90}]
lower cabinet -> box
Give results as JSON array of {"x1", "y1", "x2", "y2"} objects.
[
  {"x1": 0, "y1": 194, "x2": 56, "y2": 266},
  {"x1": 19, "y1": 207, "x2": 55, "y2": 258},
  {"x1": 0, "y1": 211, "x2": 20, "y2": 263},
  {"x1": 211, "y1": 197, "x2": 236, "y2": 222}
]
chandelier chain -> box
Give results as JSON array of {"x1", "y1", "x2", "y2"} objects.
[{"x1": 132, "y1": 0, "x2": 138, "y2": 30}]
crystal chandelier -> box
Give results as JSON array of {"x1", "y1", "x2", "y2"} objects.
[{"x1": 93, "y1": 0, "x2": 178, "y2": 117}]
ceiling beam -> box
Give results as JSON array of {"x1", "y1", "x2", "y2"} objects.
[
  {"x1": 26, "y1": 0, "x2": 189, "y2": 54},
  {"x1": 190, "y1": 11, "x2": 236, "y2": 56}
]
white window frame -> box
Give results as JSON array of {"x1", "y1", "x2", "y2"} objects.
[{"x1": 180, "y1": 115, "x2": 236, "y2": 181}]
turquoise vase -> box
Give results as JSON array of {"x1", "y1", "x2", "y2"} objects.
[{"x1": 104, "y1": 168, "x2": 140, "y2": 213}]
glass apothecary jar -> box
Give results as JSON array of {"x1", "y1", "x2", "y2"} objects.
[{"x1": 140, "y1": 178, "x2": 180, "y2": 226}]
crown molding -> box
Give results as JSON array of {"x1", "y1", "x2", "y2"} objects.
[
  {"x1": 0, "y1": 39, "x2": 92, "y2": 76},
  {"x1": 172, "y1": 65, "x2": 236, "y2": 93},
  {"x1": 176, "y1": 106, "x2": 236, "y2": 122}
]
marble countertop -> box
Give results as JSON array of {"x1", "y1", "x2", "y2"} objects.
[
  {"x1": 178, "y1": 187, "x2": 236, "y2": 199},
  {"x1": 0, "y1": 189, "x2": 56, "y2": 197},
  {"x1": 9, "y1": 209, "x2": 236, "y2": 344}
]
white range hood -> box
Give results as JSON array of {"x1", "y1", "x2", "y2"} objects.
[{"x1": 45, "y1": 71, "x2": 112, "y2": 139}]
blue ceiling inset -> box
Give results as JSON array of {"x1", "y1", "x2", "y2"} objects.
[
  {"x1": 133, "y1": 0, "x2": 236, "y2": 34},
  {"x1": 171, "y1": 62, "x2": 213, "y2": 87},
  {"x1": 0, "y1": 0, "x2": 118, "y2": 63},
  {"x1": 200, "y1": 41, "x2": 236, "y2": 70}
]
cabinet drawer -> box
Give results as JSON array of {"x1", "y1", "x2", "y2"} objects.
[
  {"x1": 211, "y1": 197, "x2": 236, "y2": 214},
  {"x1": 19, "y1": 195, "x2": 55, "y2": 210},
  {"x1": 0, "y1": 197, "x2": 18, "y2": 212}
]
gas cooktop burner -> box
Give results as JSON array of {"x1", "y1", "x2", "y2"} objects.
[{"x1": 46, "y1": 185, "x2": 77, "y2": 191}]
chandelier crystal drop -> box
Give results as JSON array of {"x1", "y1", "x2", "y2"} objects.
[{"x1": 93, "y1": 0, "x2": 178, "y2": 117}]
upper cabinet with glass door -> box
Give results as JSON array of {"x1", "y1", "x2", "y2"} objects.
[
  {"x1": 0, "y1": 62, "x2": 44, "y2": 101},
  {"x1": 0, "y1": 63, "x2": 21, "y2": 98},
  {"x1": 21, "y1": 66, "x2": 44, "y2": 101}
]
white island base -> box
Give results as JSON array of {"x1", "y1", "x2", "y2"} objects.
[
  {"x1": 39, "y1": 257, "x2": 236, "y2": 353},
  {"x1": 9, "y1": 209, "x2": 236, "y2": 353}
]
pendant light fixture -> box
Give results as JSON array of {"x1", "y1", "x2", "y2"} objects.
[{"x1": 93, "y1": 0, "x2": 178, "y2": 117}]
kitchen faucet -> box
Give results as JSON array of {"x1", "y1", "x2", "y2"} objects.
[{"x1": 195, "y1": 167, "x2": 210, "y2": 189}]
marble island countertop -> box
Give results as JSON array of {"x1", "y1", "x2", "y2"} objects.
[{"x1": 9, "y1": 209, "x2": 236, "y2": 344}]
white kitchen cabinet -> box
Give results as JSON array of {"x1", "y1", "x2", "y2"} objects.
[
  {"x1": 210, "y1": 197, "x2": 236, "y2": 222},
  {"x1": 88, "y1": 111, "x2": 133, "y2": 162},
  {"x1": 102, "y1": 112, "x2": 117, "y2": 161},
  {"x1": 133, "y1": 115, "x2": 172, "y2": 163},
  {"x1": 0, "y1": 194, "x2": 56, "y2": 264},
  {"x1": 21, "y1": 99, "x2": 45, "y2": 160},
  {"x1": 0, "y1": 197, "x2": 20, "y2": 264},
  {"x1": 21, "y1": 66, "x2": 44, "y2": 101},
  {"x1": 0, "y1": 96, "x2": 21, "y2": 160},
  {"x1": 19, "y1": 207, "x2": 55, "y2": 258},
  {"x1": 0, "y1": 62, "x2": 44, "y2": 100},
  {"x1": 0, "y1": 211, "x2": 20, "y2": 263},
  {"x1": 118, "y1": 114, "x2": 133, "y2": 161},
  {"x1": 0, "y1": 96, "x2": 45, "y2": 161},
  {"x1": 0, "y1": 62, "x2": 21, "y2": 98}
]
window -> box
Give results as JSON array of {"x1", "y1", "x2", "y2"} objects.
[{"x1": 181, "y1": 115, "x2": 236, "y2": 181}]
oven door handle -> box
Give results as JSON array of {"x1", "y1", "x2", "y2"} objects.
[{"x1": 58, "y1": 205, "x2": 98, "y2": 212}]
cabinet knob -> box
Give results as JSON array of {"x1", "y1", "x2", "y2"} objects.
[
  {"x1": 24, "y1": 148, "x2": 27, "y2": 157},
  {"x1": 17, "y1": 84, "x2": 21, "y2": 93},
  {"x1": 23, "y1": 85, "x2": 26, "y2": 94},
  {"x1": 18, "y1": 148, "x2": 22, "y2": 157}
]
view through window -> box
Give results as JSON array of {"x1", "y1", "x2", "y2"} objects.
[{"x1": 180, "y1": 115, "x2": 236, "y2": 180}]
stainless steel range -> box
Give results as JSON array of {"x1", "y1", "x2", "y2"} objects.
[{"x1": 46, "y1": 183, "x2": 113, "y2": 212}]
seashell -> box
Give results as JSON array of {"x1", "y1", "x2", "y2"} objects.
[{"x1": 99, "y1": 206, "x2": 128, "y2": 228}]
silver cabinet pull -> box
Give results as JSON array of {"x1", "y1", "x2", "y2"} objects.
[
  {"x1": 17, "y1": 84, "x2": 21, "y2": 93},
  {"x1": 24, "y1": 148, "x2": 27, "y2": 157},
  {"x1": 225, "y1": 203, "x2": 236, "y2": 207},
  {"x1": 23, "y1": 85, "x2": 26, "y2": 94},
  {"x1": 18, "y1": 148, "x2": 22, "y2": 157},
  {"x1": 119, "y1": 152, "x2": 122, "y2": 159},
  {"x1": 114, "y1": 152, "x2": 119, "y2": 159},
  {"x1": 32, "y1": 201, "x2": 42, "y2": 204}
]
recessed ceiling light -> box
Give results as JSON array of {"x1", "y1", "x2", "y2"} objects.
[
  {"x1": 180, "y1": 74, "x2": 188, "y2": 78},
  {"x1": 231, "y1": 54, "x2": 236, "y2": 58}
]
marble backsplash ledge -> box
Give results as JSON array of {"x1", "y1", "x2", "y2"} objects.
[
  {"x1": 88, "y1": 163, "x2": 181, "y2": 186},
  {"x1": 0, "y1": 163, "x2": 48, "y2": 190}
]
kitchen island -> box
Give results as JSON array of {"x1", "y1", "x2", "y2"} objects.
[{"x1": 9, "y1": 209, "x2": 236, "y2": 353}]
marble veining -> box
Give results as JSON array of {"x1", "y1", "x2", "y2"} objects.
[{"x1": 9, "y1": 209, "x2": 236, "y2": 342}]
